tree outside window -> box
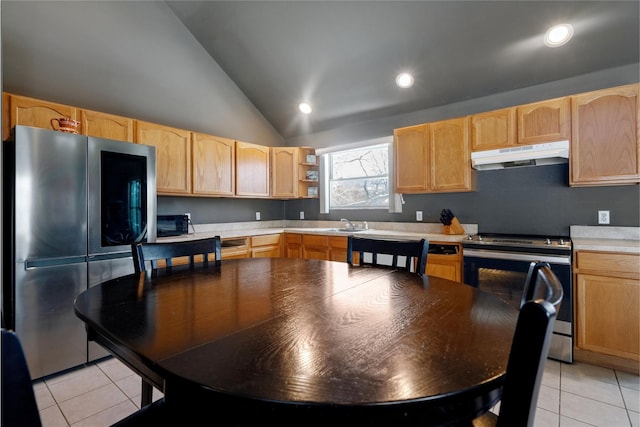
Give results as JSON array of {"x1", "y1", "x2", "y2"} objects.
[{"x1": 328, "y1": 144, "x2": 389, "y2": 209}]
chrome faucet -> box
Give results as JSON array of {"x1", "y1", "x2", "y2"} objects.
[{"x1": 340, "y1": 218, "x2": 354, "y2": 229}]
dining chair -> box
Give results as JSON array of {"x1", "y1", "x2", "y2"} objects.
[
  {"x1": 346, "y1": 236, "x2": 429, "y2": 275},
  {"x1": 472, "y1": 261, "x2": 563, "y2": 427},
  {"x1": 1, "y1": 329, "x2": 43, "y2": 427},
  {"x1": 130, "y1": 236, "x2": 222, "y2": 406},
  {"x1": 131, "y1": 236, "x2": 222, "y2": 273}
]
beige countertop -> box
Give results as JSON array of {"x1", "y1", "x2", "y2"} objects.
[
  {"x1": 570, "y1": 226, "x2": 640, "y2": 254},
  {"x1": 158, "y1": 220, "x2": 477, "y2": 244}
]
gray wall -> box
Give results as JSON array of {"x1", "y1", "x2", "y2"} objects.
[
  {"x1": 1, "y1": 1, "x2": 283, "y2": 146},
  {"x1": 287, "y1": 64, "x2": 640, "y2": 149},
  {"x1": 286, "y1": 164, "x2": 640, "y2": 236},
  {"x1": 3, "y1": 1, "x2": 639, "y2": 235},
  {"x1": 284, "y1": 64, "x2": 640, "y2": 235}
]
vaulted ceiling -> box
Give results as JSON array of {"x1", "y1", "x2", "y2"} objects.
[{"x1": 166, "y1": 1, "x2": 639, "y2": 139}]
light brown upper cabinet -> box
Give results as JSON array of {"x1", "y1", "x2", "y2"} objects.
[
  {"x1": 394, "y1": 119, "x2": 474, "y2": 194},
  {"x1": 80, "y1": 109, "x2": 134, "y2": 142},
  {"x1": 570, "y1": 84, "x2": 639, "y2": 187},
  {"x1": 470, "y1": 107, "x2": 517, "y2": 151},
  {"x1": 235, "y1": 141, "x2": 270, "y2": 197},
  {"x1": 3, "y1": 93, "x2": 77, "y2": 140},
  {"x1": 192, "y1": 132, "x2": 236, "y2": 196},
  {"x1": 135, "y1": 121, "x2": 192, "y2": 195},
  {"x1": 394, "y1": 124, "x2": 430, "y2": 193},
  {"x1": 517, "y1": 97, "x2": 570, "y2": 144},
  {"x1": 271, "y1": 147, "x2": 298, "y2": 198},
  {"x1": 429, "y1": 117, "x2": 475, "y2": 192}
]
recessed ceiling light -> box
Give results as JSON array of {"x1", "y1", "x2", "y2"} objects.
[
  {"x1": 395, "y1": 73, "x2": 414, "y2": 88},
  {"x1": 544, "y1": 24, "x2": 574, "y2": 47},
  {"x1": 299, "y1": 103, "x2": 312, "y2": 114}
]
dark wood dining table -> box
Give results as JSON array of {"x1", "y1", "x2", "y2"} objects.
[{"x1": 74, "y1": 257, "x2": 518, "y2": 426}]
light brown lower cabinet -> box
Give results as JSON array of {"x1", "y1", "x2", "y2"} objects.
[
  {"x1": 285, "y1": 234, "x2": 348, "y2": 262},
  {"x1": 285, "y1": 233, "x2": 303, "y2": 258},
  {"x1": 328, "y1": 236, "x2": 348, "y2": 262},
  {"x1": 302, "y1": 234, "x2": 330, "y2": 260},
  {"x1": 426, "y1": 247, "x2": 462, "y2": 282},
  {"x1": 250, "y1": 234, "x2": 282, "y2": 258},
  {"x1": 574, "y1": 250, "x2": 639, "y2": 374},
  {"x1": 284, "y1": 234, "x2": 462, "y2": 281},
  {"x1": 221, "y1": 238, "x2": 250, "y2": 259}
]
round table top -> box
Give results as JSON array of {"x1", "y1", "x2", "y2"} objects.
[{"x1": 75, "y1": 257, "x2": 518, "y2": 424}]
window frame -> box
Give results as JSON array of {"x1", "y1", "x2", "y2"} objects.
[{"x1": 318, "y1": 137, "x2": 402, "y2": 214}]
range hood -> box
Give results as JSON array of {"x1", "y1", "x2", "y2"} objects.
[{"x1": 471, "y1": 140, "x2": 569, "y2": 170}]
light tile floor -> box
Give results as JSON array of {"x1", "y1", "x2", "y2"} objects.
[{"x1": 34, "y1": 357, "x2": 639, "y2": 427}]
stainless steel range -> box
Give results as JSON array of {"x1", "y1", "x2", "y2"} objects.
[{"x1": 462, "y1": 233, "x2": 573, "y2": 363}]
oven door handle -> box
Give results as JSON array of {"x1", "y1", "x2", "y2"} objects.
[{"x1": 463, "y1": 249, "x2": 571, "y2": 265}]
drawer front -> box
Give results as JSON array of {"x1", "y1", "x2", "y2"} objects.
[
  {"x1": 251, "y1": 234, "x2": 281, "y2": 247},
  {"x1": 329, "y1": 236, "x2": 348, "y2": 249},
  {"x1": 285, "y1": 233, "x2": 302, "y2": 244},
  {"x1": 575, "y1": 251, "x2": 640, "y2": 279},
  {"x1": 302, "y1": 234, "x2": 329, "y2": 247}
]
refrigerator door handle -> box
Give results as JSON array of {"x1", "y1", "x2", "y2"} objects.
[{"x1": 24, "y1": 256, "x2": 88, "y2": 270}]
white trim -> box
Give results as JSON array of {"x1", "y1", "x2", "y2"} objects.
[{"x1": 318, "y1": 137, "x2": 402, "y2": 213}]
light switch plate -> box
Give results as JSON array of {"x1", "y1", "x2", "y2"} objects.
[
  {"x1": 598, "y1": 210, "x2": 610, "y2": 224},
  {"x1": 416, "y1": 211, "x2": 423, "y2": 221},
  {"x1": 299, "y1": 211, "x2": 305, "y2": 220},
  {"x1": 256, "y1": 211, "x2": 261, "y2": 221}
]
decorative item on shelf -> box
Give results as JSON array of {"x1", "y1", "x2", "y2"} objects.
[
  {"x1": 50, "y1": 117, "x2": 80, "y2": 134},
  {"x1": 307, "y1": 186, "x2": 318, "y2": 197},
  {"x1": 305, "y1": 170, "x2": 319, "y2": 181},
  {"x1": 305, "y1": 154, "x2": 317, "y2": 164},
  {"x1": 440, "y1": 209, "x2": 465, "y2": 234}
]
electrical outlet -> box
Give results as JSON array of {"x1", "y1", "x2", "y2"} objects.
[
  {"x1": 256, "y1": 211, "x2": 261, "y2": 221},
  {"x1": 598, "y1": 210, "x2": 610, "y2": 224},
  {"x1": 299, "y1": 211, "x2": 305, "y2": 220},
  {"x1": 416, "y1": 211, "x2": 423, "y2": 221},
  {"x1": 185, "y1": 212, "x2": 191, "y2": 221}
]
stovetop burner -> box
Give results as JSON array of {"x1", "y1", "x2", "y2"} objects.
[{"x1": 462, "y1": 233, "x2": 572, "y2": 253}]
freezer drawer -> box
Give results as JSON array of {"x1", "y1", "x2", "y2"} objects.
[{"x1": 15, "y1": 262, "x2": 88, "y2": 379}]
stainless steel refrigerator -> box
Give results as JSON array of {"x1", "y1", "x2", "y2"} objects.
[{"x1": 2, "y1": 126, "x2": 156, "y2": 379}]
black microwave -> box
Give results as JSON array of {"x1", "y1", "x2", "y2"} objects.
[{"x1": 157, "y1": 214, "x2": 190, "y2": 237}]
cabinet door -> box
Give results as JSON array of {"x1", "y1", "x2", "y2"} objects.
[
  {"x1": 429, "y1": 117, "x2": 474, "y2": 192},
  {"x1": 236, "y1": 141, "x2": 270, "y2": 197},
  {"x1": 426, "y1": 262, "x2": 461, "y2": 282},
  {"x1": 271, "y1": 147, "x2": 298, "y2": 198},
  {"x1": 250, "y1": 234, "x2": 282, "y2": 258},
  {"x1": 192, "y1": 132, "x2": 235, "y2": 196},
  {"x1": 576, "y1": 273, "x2": 639, "y2": 360},
  {"x1": 135, "y1": 121, "x2": 192, "y2": 195},
  {"x1": 80, "y1": 109, "x2": 134, "y2": 142},
  {"x1": 570, "y1": 84, "x2": 639, "y2": 186},
  {"x1": 4, "y1": 93, "x2": 77, "y2": 140},
  {"x1": 328, "y1": 236, "x2": 348, "y2": 262},
  {"x1": 285, "y1": 234, "x2": 303, "y2": 258},
  {"x1": 302, "y1": 234, "x2": 329, "y2": 260},
  {"x1": 470, "y1": 108, "x2": 516, "y2": 151},
  {"x1": 517, "y1": 97, "x2": 570, "y2": 144},
  {"x1": 394, "y1": 124, "x2": 429, "y2": 193}
]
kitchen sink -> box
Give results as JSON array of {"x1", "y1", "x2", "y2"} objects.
[{"x1": 329, "y1": 228, "x2": 368, "y2": 232}]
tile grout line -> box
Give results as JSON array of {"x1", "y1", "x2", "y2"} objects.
[{"x1": 37, "y1": 360, "x2": 640, "y2": 427}]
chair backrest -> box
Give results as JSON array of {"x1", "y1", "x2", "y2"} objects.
[
  {"x1": 496, "y1": 262, "x2": 563, "y2": 427},
  {"x1": 1, "y1": 329, "x2": 43, "y2": 427},
  {"x1": 132, "y1": 236, "x2": 222, "y2": 273},
  {"x1": 346, "y1": 236, "x2": 429, "y2": 275}
]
